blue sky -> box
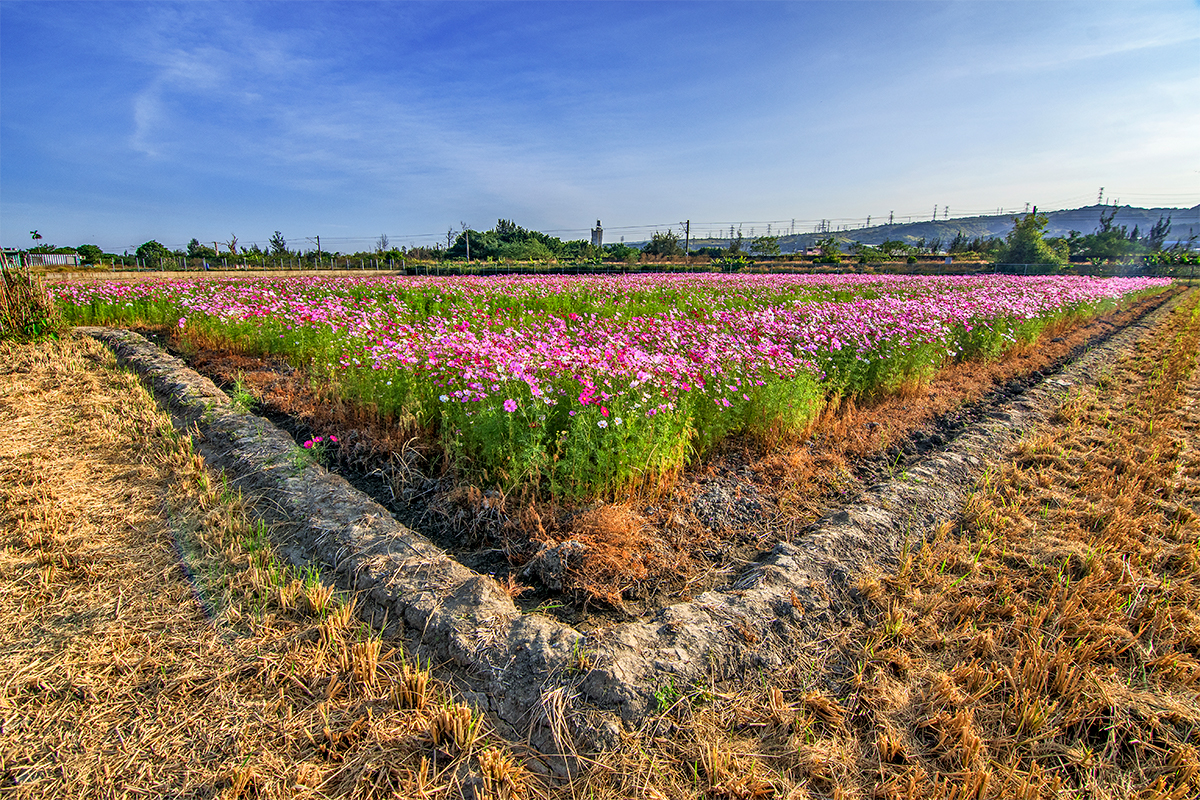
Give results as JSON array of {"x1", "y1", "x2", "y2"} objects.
[{"x1": 2, "y1": 1, "x2": 1198, "y2": 253}]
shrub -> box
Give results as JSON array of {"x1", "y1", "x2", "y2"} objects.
[{"x1": 0, "y1": 263, "x2": 63, "y2": 342}]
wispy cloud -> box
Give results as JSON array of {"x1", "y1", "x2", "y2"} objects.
[{"x1": 2, "y1": 0, "x2": 1197, "y2": 251}]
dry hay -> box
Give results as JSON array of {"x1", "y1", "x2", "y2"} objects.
[
  {"x1": 564, "y1": 288, "x2": 1200, "y2": 799},
  {"x1": 4, "y1": 286, "x2": 1197, "y2": 799},
  {"x1": 0, "y1": 333, "x2": 532, "y2": 799}
]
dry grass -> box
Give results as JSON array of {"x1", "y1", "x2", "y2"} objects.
[
  {"x1": 0, "y1": 334, "x2": 531, "y2": 799},
  {"x1": 6, "y1": 287, "x2": 1198, "y2": 799},
  {"x1": 562, "y1": 288, "x2": 1200, "y2": 799},
  {"x1": 565, "y1": 505, "x2": 677, "y2": 608}
]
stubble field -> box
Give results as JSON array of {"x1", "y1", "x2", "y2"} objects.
[{"x1": 2, "y1": 272, "x2": 1198, "y2": 799}]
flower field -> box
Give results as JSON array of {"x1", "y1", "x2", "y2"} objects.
[{"x1": 53, "y1": 273, "x2": 1172, "y2": 497}]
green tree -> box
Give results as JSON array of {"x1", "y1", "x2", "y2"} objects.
[
  {"x1": 879, "y1": 240, "x2": 911, "y2": 258},
  {"x1": 1067, "y1": 207, "x2": 1138, "y2": 264},
  {"x1": 948, "y1": 231, "x2": 971, "y2": 253},
  {"x1": 642, "y1": 229, "x2": 683, "y2": 257},
  {"x1": 135, "y1": 240, "x2": 171, "y2": 264},
  {"x1": 750, "y1": 235, "x2": 781, "y2": 258},
  {"x1": 997, "y1": 211, "x2": 1066, "y2": 268},
  {"x1": 76, "y1": 244, "x2": 103, "y2": 264},
  {"x1": 603, "y1": 243, "x2": 640, "y2": 263},
  {"x1": 852, "y1": 242, "x2": 885, "y2": 263},
  {"x1": 269, "y1": 231, "x2": 289, "y2": 256},
  {"x1": 187, "y1": 238, "x2": 218, "y2": 260},
  {"x1": 814, "y1": 236, "x2": 843, "y2": 263},
  {"x1": 1146, "y1": 215, "x2": 1172, "y2": 251},
  {"x1": 446, "y1": 220, "x2": 567, "y2": 261}
]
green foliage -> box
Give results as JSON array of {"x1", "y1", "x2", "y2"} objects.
[
  {"x1": 1061, "y1": 207, "x2": 1175, "y2": 265},
  {"x1": 269, "y1": 231, "x2": 289, "y2": 256},
  {"x1": 947, "y1": 233, "x2": 1002, "y2": 258},
  {"x1": 996, "y1": 211, "x2": 1066, "y2": 268},
  {"x1": 750, "y1": 235, "x2": 781, "y2": 258},
  {"x1": 229, "y1": 374, "x2": 257, "y2": 414},
  {"x1": 1070, "y1": 207, "x2": 1135, "y2": 264},
  {"x1": 76, "y1": 244, "x2": 104, "y2": 264},
  {"x1": 0, "y1": 264, "x2": 63, "y2": 341},
  {"x1": 1146, "y1": 215, "x2": 1172, "y2": 251},
  {"x1": 713, "y1": 254, "x2": 752, "y2": 271},
  {"x1": 447, "y1": 219, "x2": 580, "y2": 261},
  {"x1": 602, "y1": 243, "x2": 640, "y2": 263},
  {"x1": 814, "y1": 236, "x2": 843, "y2": 264},
  {"x1": 642, "y1": 229, "x2": 684, "y2": 257},
  {"x1": 852, "y1": 242, "x2": 886, "y2": 263},
  {"x1": 879, "y1": 240, "x2": 912, "y2": 258},
  {"x1": 187, "y1": 238, "x2": 218, "y2": 260},
  {"x1": 135, "y1": 240, "x2": 172, "y2": 263}
]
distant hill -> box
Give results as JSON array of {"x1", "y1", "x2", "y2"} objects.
[{"x1": 675, "y1": 204, "x2": 1200, "y2": 254}]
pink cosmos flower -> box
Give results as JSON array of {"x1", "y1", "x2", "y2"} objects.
[{"x1": 504, "y1": 399, "x2": 518, "y2": 412}]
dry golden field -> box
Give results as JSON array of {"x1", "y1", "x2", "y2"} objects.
[{"x1": 2, "y1": 288, "x2": 1198, "y2": 799}]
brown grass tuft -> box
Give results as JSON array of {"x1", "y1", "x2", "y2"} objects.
[
  {"x1": 0, "y1": 333, "x2": 524, "y2": 799},
  {"x1": 564, "y1": 505, "x2": 668, "y2": 606}
]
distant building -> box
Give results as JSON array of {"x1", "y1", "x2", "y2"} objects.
[
  {"x1": 28, "y1": 253, "x2": 81, "y2": 266},
  {"x1": 2, "y1": 250, "x2": 81, "y2": 267},
  {"x1": 590, "y1": 220, "x2": 603, "y2": 247}
]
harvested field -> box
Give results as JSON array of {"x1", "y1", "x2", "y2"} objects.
[
  {"x1": 0, "y1": 335, "x2": 538, "y2": 798},
  {"x1": 4, "y1": 278, "x2": 1198, "y2": 798}
]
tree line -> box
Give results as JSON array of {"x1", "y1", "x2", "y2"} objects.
[{"x1": 13, "y1": 210, "x2": 1198, "y2": 270}]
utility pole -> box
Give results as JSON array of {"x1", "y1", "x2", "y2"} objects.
[
  {"x1": 889, "y1": 211, "x2": 894, "y2": 225},
  {"x1": 1098, "y1": 187, "x2": 1104, "y2": 205},
  {"x1": 866, "y1": 215, "x2": 871, "y2": 227},
  {"x1": 680, "y1": 219, "x2": 690, "y2": 258},
  {"x1": 305, "y1": 235, "x2": 322, "y2": 269},
  {"x1": 944, "y1": 206, "x2": 949, "y2": 219},
  {"x1": 933, "y1": 205, "x2": 938, "y2": 221}
]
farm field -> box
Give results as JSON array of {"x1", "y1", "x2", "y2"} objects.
[
  {"x1": 2, "y1": 281, "x2": 1198, "y2": 798},
  {"x1": 50, "y1": 273, "x2": 1174, "y2": 613}
]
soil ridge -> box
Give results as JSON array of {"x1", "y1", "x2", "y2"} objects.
[{"x1": 76, "y1": 293, "x2": 1180, "y2": 750}]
